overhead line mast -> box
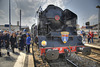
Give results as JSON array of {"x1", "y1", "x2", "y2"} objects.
[
  {"x1": 96, "y1": 5, "x2": 100, "y2": 37},
  {"x1": 9, "y1": 0, "x2": 11, "y2": 31}
]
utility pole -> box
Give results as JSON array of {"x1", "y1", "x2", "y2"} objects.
[
  {"x1": 9, "y1": 0, "x2": 11, "y2": 31},
  {"x1": 20, "y1": 9, "x2": 21, "y2": 31},
  {"x1": 96, "y1": 5, "x2": 100, "y2": 37}
]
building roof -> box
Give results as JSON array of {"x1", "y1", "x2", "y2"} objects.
[{"x1": 21, "y1": 26, "x2": 29, "y2": 28}]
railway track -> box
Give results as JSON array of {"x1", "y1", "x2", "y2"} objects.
[
  {"x1": 32, "y1": 43, "x2": 79, "y2": 67},
  {"x1": 66, "y1": 58, "x2": 78, "y2": 67},
  {"x1": 91, "y1": 52, "x2": 100, "y2": 56},
  {"x1": 88, "y1": 48, "x2": 100, "y2": 62},
  {"x1": 91, "y1": 48, "x2": 100, "y2": 56},
  {"x1": 77, "y1": 48, "x2": 100, "y2": 63},
  {"x1": 33, "y1": 43, "x2": 49, "y2": 67},
  {"x1": 48, "y1": 57, "x2": 78, "y2": 67},
  {"x1": 32, "y1": 41, "x2": 100, "y2": 67}
]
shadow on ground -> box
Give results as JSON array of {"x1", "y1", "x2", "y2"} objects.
[
  {"x1": 4, "y1": 56, "x2": 16, "y2": 61},
  {"x1": 13, "y1": 52, "x2": 20, "y2": 55}
]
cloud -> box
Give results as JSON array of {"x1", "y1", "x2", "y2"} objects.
[
  {"x1": 41, "y1": 0, "x2": 66, "y2": 10},
  {"x1": 86, "y1": 14, "x2": 98, "y2": 25},
  {"x1": 87, "y1": 14, "x2": 98, "y2": 22},
  {"x1": 0, "y1": 10, "x2": 6, "y2": 19},
  {"x1": 15, "y1": 8, "x2": 20, "y2": 17},
  {"x1": 21, "y1": 17, "x2": 37, "y2": 28},
  {"x1": 15, "y1": 0, "x2": 40, "y2": 17},
  {"x1": 0, "y1": 10, "x2": 8, "y2": 24},
  {"x1": 15, "y1": 0, "x2": 70, "y2": 17},
  {"x1": 14, "y1": 0, "x2": 70, "y2": 28},
  {"x1": 28, "y1": 0, "x2": 33, "y2": 3},
  {"x1": 0, "y1": 0, "x2": 70, "y2": 28},
  {"x1": 0, "y1": 10, "x2": 5, "y2": 14}
]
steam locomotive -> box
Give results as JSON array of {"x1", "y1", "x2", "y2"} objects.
[{"x1": 31, "y1": 5, "x2": 91, "y2": 60}]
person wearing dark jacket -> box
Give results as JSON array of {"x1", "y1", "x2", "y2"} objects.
[
  {"x1": 87, "y1": 32, "x2": 91, "y2": 43},
  {"x1": 20, "y1": 33, "x2": 26, "y2": 51},
  {"x1": 17, "y1": 33, "x2": 21, "y2": 50},
  {"x1": 4, "y1": 33, "x2": 10, "y2": 56},
  {"x1": 82, "y1": 32, "x2": 86, "y2": 41},
  {"x1": 10, "y1": 33, "x2": 16, "y2": 53}
]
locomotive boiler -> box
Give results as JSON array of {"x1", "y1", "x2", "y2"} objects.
[{"x1": 32, "y1": 5, "x2": 91, "y2": 60}]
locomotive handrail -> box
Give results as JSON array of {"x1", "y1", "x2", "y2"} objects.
[{"x1": 35, "y1": 6, "x2": 42, "y2": 17}]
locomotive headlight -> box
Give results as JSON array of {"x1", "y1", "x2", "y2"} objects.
[{"x1": 41, "y1": 40, "x2": 47, "y2": 46}]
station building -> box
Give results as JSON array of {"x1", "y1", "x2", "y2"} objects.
[
  {"x1": 0, "y1": 24, "x2": 29, "y2": 32},
  {"x1": 81, "y1": 24, "x2": 99, "y2": 33}
]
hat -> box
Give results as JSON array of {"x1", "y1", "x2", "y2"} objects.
[{"x1": 26, "y1": 33, "x2": 30, "y2": 36}]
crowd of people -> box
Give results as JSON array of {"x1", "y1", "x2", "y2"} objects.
[
  {"x1": 0, "y1": 30, "x2": 31, "y2": 57},
  {"x1": 82, "y1": 30, "x2": 94, "y2": 43}
]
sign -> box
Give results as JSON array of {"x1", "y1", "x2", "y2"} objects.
[
  {"x1": 86, "y1": 26, "x2": 93, "y2": 29},
  {"x1": 85, "y1": 22, "x2": 90, "y2": 26},
  {"x1": 77, "y1": 31, "x2": 81, "y2": 35},
  {"x1": 55, "y1": 15, "x2": 60, "y2": 20},
  {"x1": 61, "y1": 31, "x2": 69, "y2": 43},
  {"x1": 5, "y1": 24, "x2": 9, "y2": 27}
]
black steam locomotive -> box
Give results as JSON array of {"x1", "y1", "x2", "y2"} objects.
[{"x1": 31, "y1": 5, "x2": 91, "y2": 60}]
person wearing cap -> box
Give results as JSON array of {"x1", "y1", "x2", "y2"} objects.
[
  {"x1": 20, "y1": 32, "x2": 26, "y2": 51},
  {"x1": 26, "y1": 33, "x2": 31, "y2": 53}
]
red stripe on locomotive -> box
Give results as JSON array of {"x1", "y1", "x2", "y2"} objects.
[{"x1": 40, "y1": 46, "x2": 85, "y2": 56}]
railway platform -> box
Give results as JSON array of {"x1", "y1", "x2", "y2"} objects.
[
  {"x1": 85, "y1": 43, "x2": 100, "y2": 49},
  {"x1": 0, "y1": 45, "x2": 34, "y2": 67}
]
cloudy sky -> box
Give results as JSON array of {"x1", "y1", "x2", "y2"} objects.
[{"x1": 0, "y1": 0, "x2": 100, "y2": 28}]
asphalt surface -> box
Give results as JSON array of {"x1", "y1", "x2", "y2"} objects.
[
  {"x1": 0, "y1": 47, "x2": 28, "y2": 67},
  {"x1": 0, "y1": 45, "x2": 34, "y2": 67},
  {"x1": 0, "y1": 48, "x2": 20, "y2": 67}
]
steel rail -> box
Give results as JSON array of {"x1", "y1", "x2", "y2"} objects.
[
  {"x1": 86, "y1": 55, "x2": 100, "y2": 62},
  {"x1": 91, "y1": 52, "x2": 100, "y2": 56},
  {"x1": 65, "y1": 58, "x2": 78, "y2": 67},
  {"x1": 78, "y1": 53, "x2": 100, "y2": 63}
]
